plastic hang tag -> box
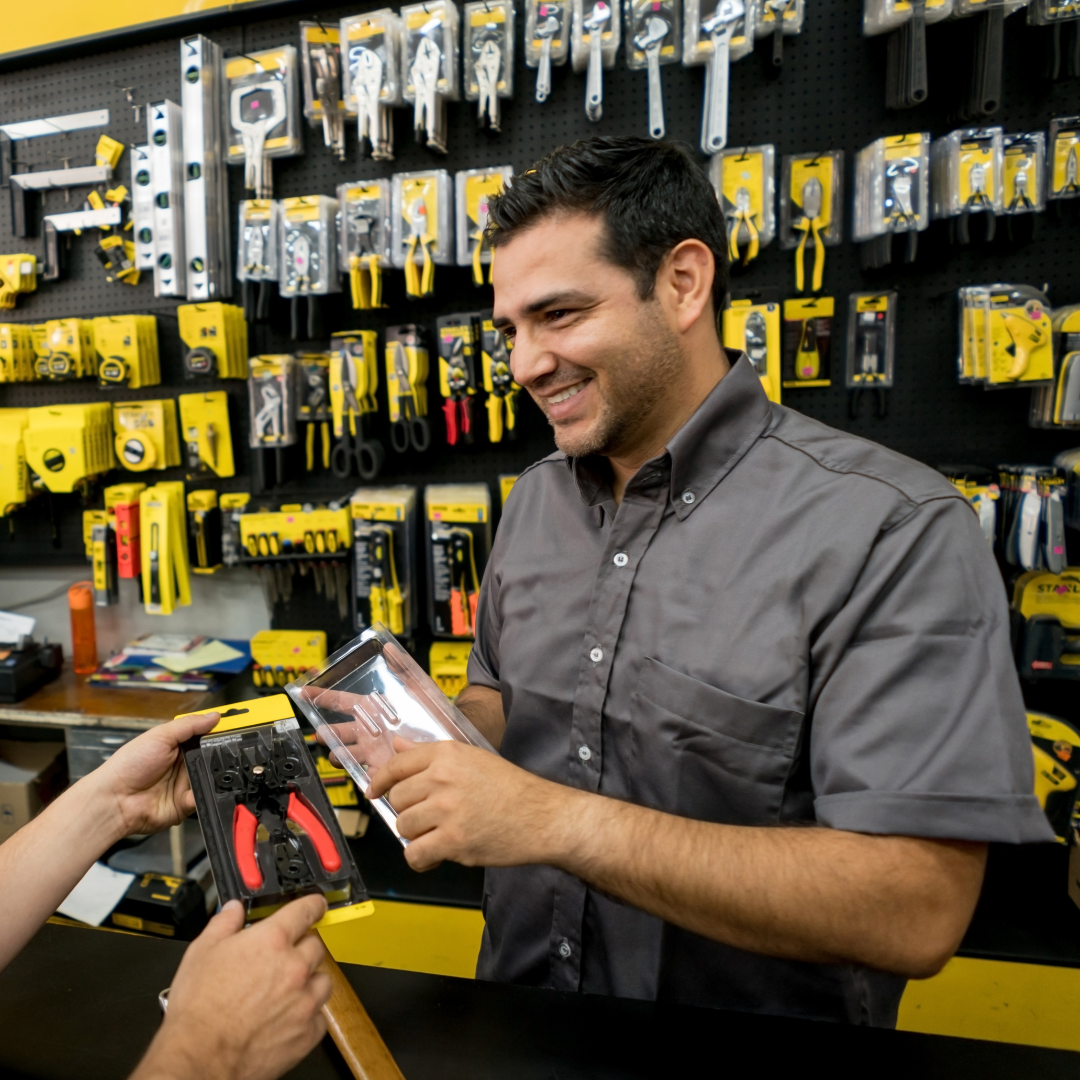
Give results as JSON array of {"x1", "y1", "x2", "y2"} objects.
[{"x1": 287, "y1": 624, "x2": 495, "y2": 845}]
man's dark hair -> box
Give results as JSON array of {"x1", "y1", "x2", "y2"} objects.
[{"x1": 486, "y1": 136, "x2": 728, "y2": 322}]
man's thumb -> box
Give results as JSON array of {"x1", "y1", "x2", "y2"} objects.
[{"x1": 196, "y1": 899, "x2": 245, "y2": 945}]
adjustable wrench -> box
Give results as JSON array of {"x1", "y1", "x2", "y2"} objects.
[
  {"x1": 700, "y1": 0, "x2": 744, "y2": 156},
  {"x1": 584, "y1": 2, "x2": 611, "y2": 122},
  {"x1": 634, "y1": 16, "x2": 669, "y2": 140},
  {"x1": 535, "y1": 14, "x2": 559, "y2": 102}
]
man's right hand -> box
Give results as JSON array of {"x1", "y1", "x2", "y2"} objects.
[{"x1": 132, "y1": 895, "x2": 332, "y2": 1080}]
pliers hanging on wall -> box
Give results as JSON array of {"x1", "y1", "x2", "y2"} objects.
[
  {"x1": 485, "y1": 332, "x2": 517, "y2": 442},
  {"x1": 404, "y1": 198, "x2": 435, "y2": 298},
  {"x1": 443, "y1": 337, "x2": 474, "y2": 446},
  {"x1": 211, "y1": 730, "x2": 342, "y2": 893},
  {"x1": 793, "y1": 176, "x2": 825, "y2": 293},
  {"x1": 726, "y1": 186, "x2": 759, "y2": 266},
  {"x1": 958, "y1": 161, "x2": 996, "y2": 245}
]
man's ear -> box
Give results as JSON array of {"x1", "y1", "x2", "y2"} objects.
[{"x1": 659, "y1": 239, "x2": 715, "y2": 334}]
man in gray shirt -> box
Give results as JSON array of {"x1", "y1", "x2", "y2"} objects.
[{"x1": 367, "y1": 136, "x2": 1052, "y2": 1025}]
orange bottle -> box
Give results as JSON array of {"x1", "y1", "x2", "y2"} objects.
[{"x1": 68, "y1": 582, "x2": 98, "y2": 675}]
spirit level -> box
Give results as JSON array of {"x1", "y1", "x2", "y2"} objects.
[
  {"x1": 181, "y1": 35, "x2": 232, "y2": 301},
  {"x1": 130, "y1": 144, "x2": 155, "y2": 271},
  {"x1": 147, "y1": 100, "x2": 186, "y2": 298}
]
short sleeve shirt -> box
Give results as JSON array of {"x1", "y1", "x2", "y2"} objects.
[{"x1": 468, "y1": 353, "x2": 1052, "y2": 1026}]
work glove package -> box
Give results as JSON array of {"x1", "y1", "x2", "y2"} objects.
[{"x1": 287, "y1": 625, "x2": 495, "y2": 844}]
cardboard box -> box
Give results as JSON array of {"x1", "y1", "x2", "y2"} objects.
[{"x1": 0, "y1": 739, "x2": 66, "y2": 843}]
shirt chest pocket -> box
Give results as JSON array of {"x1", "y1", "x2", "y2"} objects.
[{"x1": 629, "y1": 657, "x2": 804, "y2": 825}]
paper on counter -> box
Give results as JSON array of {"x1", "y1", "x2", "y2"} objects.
[
  {"x1": 156, "y1": 639, "x2": 244, "y2": 673},
  {"x1": 57, "y1": 862, "x2": 136, "y2": 927},
  {"x1": 0, "y1": 611, "x2": 36, "y2": 643}
]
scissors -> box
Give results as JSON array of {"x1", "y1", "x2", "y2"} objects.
[
  {"x1": 330, "y1": 341, "x2": 385, "y2": 479},
  {"x1": 389, "y1": 341, "x2": 431, "y2": 453}
]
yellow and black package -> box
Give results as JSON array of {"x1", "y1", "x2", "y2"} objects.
[
  {"x1": 187, "y1": 490, "x2": 223, "y2": 574},
  {"x1": 24, "y1": 403, "x2": 115, "y2": 494},
  {"x1": 351, "y1": 486, "x2": 417, "y2": 637},
  {"x1": 385, "y1": 325, "x2": 431, "y2": 453},
  {"x1": 478, "y1": 310, "x2": 519, "y2": 443},
  {"x1": 957, "y1": 285, "x2": 1053, "y2": 388},
  {"x1": 782, "y1": 297, "x2": 834, "y2": 388},
  {"x1": 93, "y1": 315, "x2": 160, "y2": 388},
  {"x1": 1028, "y1": 711, "x2": 1080, "y2": 843},
  {"x1": 436, "y1": 313, "x2": 480, "y2": 447},
  {"x1": 251, "y1": 629, "x2": 328, "y2": 690},
  {"x1": 0, "y1": 408, "x2": 30, "y2": 517},
  {"x1": 113, "y1": 400, "x2": 182, "y2": 472},
  {"x1": 429, "y1": 641, "x2": 472, "y2": 700},
  {"x1": 723, "y1": 297, "x2": 781, "y2": 402},
  {"x1": 140, "y1": 481, "x2": 192, "y2": 615},
  {"x1": 178, "y1": 391, "x2": 236, "y2": 478},
  {"x1": 109, "y1": 873, "x2": 208, "y2": 941},
  {"x1": 178, "y1": 302, "x2": 249, "y2": 380},
  {"x1": 180, "y1": 694, "x2": 372, "y2": 926},
  {"x1": 425, "y1": 483, "x2": 491, "y2": 639},
  {"x1": 710, "y1": 146, "x2": 776, "y2": 268}
]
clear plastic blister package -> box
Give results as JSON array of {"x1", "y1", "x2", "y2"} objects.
[
  {"x1": 930, "y1": 127, "x2": 1004, "y2": 220},
  {"x1": 845, "y1": 291, "x2": 897, "y2": 390},
  {"x1": 456, "y1": 166, "x2": 512, "y2": 281},
  {"x1": 572, "y1": 0, "x2": 621, "y2": 120},
  {"x1": 338, "y1": 180, "x2": 392, "y2": 310},
  {"x1": 525, "y1": 0, "x2": 572, "y2": 102},
  {"x1": 224, "y1": 46, "x2": 303, "y2": 198},
  {"x1": 392, "y1": 170, "x2": 453, "y2": 298},
  {"x1": 1047, "y1": 117, "x2": 1080, "y2": 201},
  {"x1": 957, "y1": 284, "x2": 1054, "y2": 388},
  {"x1": 248, "y1": 354, "x2": 297, "y2": 447},
  {"x1": 237, "y1": 200, "x2": 280, "y2": 283},
  {"x1": 684, "y1": 0, "x2": 756, "y2": 63},
  {"x1": 625, "y1": 0, "x2": 680, "y2": 139},
  {"x1": 464, "y1": 0, "x2": 515, "y2": 132},
  {"x1": 182, "y1": 695, "x2": 372, "y2": 924},
  {"x1": 299, "y1": 22, "x2": 346, "y2": 161},
  {"x1": 853, "y1": 133, "x2": 930, "y2": 242},
  {"x1": 287, "y1": 626, "x2": 496, "y2": 844},
  {"x1": 1003, "y1": 132, "x2": 1046, "y2": 214},
  {"x1": 953, "y1": 0, "x2": 1028, "y2": 15},
  {"x1": 1028, "y1": 0, "x2": 1080, "y2": 21},
  {"x1": 626, "y1": 0, "x2": 681, "y2": 68},
  {"x1": 710, "y1": 146, "x2": 776, "y2": 266},
  {"x1": 401, "y1": 0, "x2": 460, "y2": 153},
  {"x1": 754, "y1": 0, "x2": 806, "y2": 38},
  {"x1": 341, "y1": 9, "x2": 402, "y2": 162},
  {"x1": 862, "y1": 0, "x2": 953, "y2": 36},
  {"x1": 1030, "y1": 306, "x2": 1080, "y2": 428},
  {"x1": 279, "y1": 195, "x2": 340, "y2": 298}
]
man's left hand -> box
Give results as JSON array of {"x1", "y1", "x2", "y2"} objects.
[{"x1": 367, "y1": 739, "x2": 568, "y2": 872}]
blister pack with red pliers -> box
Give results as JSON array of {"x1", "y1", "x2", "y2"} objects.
[{"x1": 181, "y1": 694, "x2": 373, "y2": 926}]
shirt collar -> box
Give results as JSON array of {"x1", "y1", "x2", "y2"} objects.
[{"x1": 567, "y1": 352, "x2": 772, "y2": 518}]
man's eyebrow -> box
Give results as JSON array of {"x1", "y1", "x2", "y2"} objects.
[{"x1": 492, "y1": 291, "x2": 597, "y2": 328}]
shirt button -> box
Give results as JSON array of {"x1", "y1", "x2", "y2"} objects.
[
  {"x1": 681, "y1": 490, "x2": 695, "y2": 505},
  {"x1": 589, "y1": 646, "x2": 603, "y2": 663},
  {"x1": 558, "y1": 940, "x2": 572, "y2": 959},
  {"x1": 578, "y1": 745, "x2": 592, "y2": 762},
  {"x1": 613, "y1": 552, "x2": 628, "y2": 567}
]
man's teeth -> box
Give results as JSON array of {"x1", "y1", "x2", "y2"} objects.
[{"x1": 549, "y1": 381, "x2": 587, "y2": 405}]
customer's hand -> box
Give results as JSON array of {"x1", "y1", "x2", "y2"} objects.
[
  {"x1": 132, "y1": 896, "x2": 332, "y2": 1080},
  {"x1": 90, "y1": 710, "x2": 220, "y2": 838}
]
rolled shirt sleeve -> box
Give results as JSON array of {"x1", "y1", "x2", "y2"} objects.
[{"x1": 808, "y1": 494, "x2": 1054, "y2": 844}]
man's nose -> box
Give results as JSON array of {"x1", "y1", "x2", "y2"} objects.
[{"x1": 508, "y1": 330, "x2": 557, "y2": 389}]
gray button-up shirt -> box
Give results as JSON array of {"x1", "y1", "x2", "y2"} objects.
[{"x1": 467, "y1": 353, "x2": 1052, "y2": 1025}]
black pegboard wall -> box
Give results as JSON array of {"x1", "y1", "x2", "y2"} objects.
[{"x1": 1, "y1": 0, "x2": 1079, "y2": 582}]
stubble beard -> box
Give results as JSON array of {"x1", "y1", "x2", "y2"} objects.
[{"x1": 549, "y1": 302, "x2": 686, "y2": 459}]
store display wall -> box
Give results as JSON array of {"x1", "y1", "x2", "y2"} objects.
[{"x1": 0, "y1": 0, "x2": 1078, "y2": 638}]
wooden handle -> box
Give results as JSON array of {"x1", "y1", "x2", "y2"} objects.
[{"x1": 318, "y1": 953, "x2": 406, "y2": 1080}]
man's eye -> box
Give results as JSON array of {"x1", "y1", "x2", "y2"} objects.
[{"x1": 547, "y1": 309, "x2": 570, "y2": 321}]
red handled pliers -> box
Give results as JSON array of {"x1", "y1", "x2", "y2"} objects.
[{"x1": 211, "y1": 733, "x2": 342, "y2": 893}]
